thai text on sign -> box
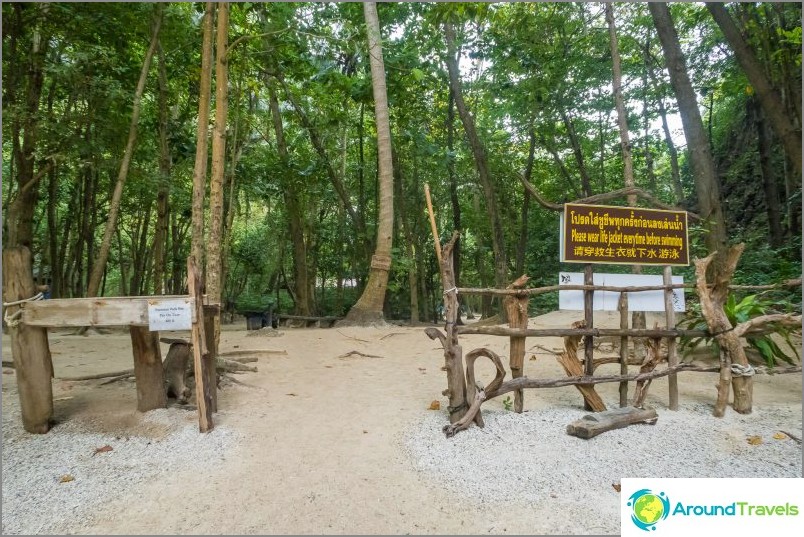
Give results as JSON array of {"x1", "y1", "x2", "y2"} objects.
[{"x1": 561, "y1": 203, "x2": 689, "y2": 266}]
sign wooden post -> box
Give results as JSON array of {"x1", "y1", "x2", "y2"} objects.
[
  {"x1": 187, "y1": 257, "x2": 214, "y2": 433},
  {"x1": 618, "y1": 292, "x2": 629, "y2": 407},
  {"x1": 583, "y1": 264, "x2": 594, "y2": 411}
]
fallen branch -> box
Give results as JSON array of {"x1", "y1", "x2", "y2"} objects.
[
  {"x1": 218, "y1": 349, "x2": 287, "y2": 357},
  {"x1": 336, "y1": 350, "x2": 384, "y2": 359},
  {"x1": 379, "y1": 332, "x2": 406, "y2": 340},
  {"x1": 59, "y1": 369, "x2": 135, "y2": 381},
  {"x1": 216, "y1": 358, "x2": 257, "y2": 373},
  {"x1": 337, "y1": 330, "x2": 370, "y2": 343},
  {"x1": 99, "y1": 373, "x2": 134, "y2": 385}
]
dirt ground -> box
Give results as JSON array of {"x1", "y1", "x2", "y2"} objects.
[{"x1": 1, "y1": 310, "x2": 802, "y2": 534}]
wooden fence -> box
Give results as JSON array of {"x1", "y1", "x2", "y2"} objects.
[{"x1": 426, "y1": 234, "x2": 801, "y2": 437}]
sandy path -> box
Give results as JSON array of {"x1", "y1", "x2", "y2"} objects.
[{"x1": 2, "y1": 311, "x2": 801, "y2": 534}]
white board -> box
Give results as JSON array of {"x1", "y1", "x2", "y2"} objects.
[
  {"x1": 558, "y1": 272, "x2": 685, "y2": 312},
  {"x1": 147, "y1": 298, "x2": 193, "y2": 331}
]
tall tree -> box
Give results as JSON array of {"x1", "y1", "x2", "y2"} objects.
[
  {"x1": 343, "y1": 1, "x2": 394, "y2": 324},
  {"x1": 706, "y1": 2, "x2": 802, "y2": 176},
  {"x1": 151, "y1": 42, "x2": 171, "y2": 295},
  {"x1": 444, "y1": 20, "x2": 507, "y2": 315},
  {"x1": 207, "y1": 1, "x2": 229, "y2": 348},
  {"x1": 269, "y1": 86, "x2": 313, "y2": 316},
  {"x1": 85, "y1": 5, "x2": 163, "y2": 298},
  {"x1": 191, "y1": 1, "x2": 215, "y2": 268},
  {"x1": 649, "y1": 2, "x2": 727, "y2": 259}
]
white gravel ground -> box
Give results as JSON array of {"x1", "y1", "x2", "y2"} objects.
[
  {"x1": 1, "y1": 405, "x2": 241, "y2": 535},
  {"x1": 403, "y1": 403, "x2": 801, "y2": 534},
  {"x1": 2, "y1": 393, "x2": 800, "y2": 535}
]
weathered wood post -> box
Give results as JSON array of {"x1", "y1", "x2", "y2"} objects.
[
  {"x1": 663, "y1": 266, "x2": 679, "y2": 410},
  {"x1": 695, "y1": 245, "x2": 753, "y2": 416},
  {"x1": 187, "y1": 257, "x2": 214, "y2": 432},
  {"x1": 435, "y1": 234, "x2": 468, "y2": 424},
  {"x1": 504, "y1": 275, "x2": 529, "y2": 413},
  {"x1": 129, "y1": 326, "x2": 168, "y2": 412},
  {"x1": 618, "y1": 292, "x2": 629, "y2": 407},
  {"x1": 203, "y1": 304, "x2": 219, "y2": 413},
  {"x1": 2, "y1": 246, "x2": 53, "y2": 433},
  {"x1": 583, "y1": 263, "x2": 595, "y2": 411}
]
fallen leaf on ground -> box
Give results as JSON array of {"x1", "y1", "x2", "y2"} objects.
[
  {"x1": 773, "y1": 432, "x2": 787, "y2": 440},
  {"x1": 59, "y1": 474, "x2": 74, "y2": 483},
  {"x1": 428, "y1": 400, "x2": 440, "y2": 410},
  {"x1": 286, "y1": 393, "x2": 297, "y2": 397},
  {"x1": 747, "y1": 435, "x2": 762, "y2": 445},
  {"x1": 92, "y1": 445, "x2": 113, "y2": 456},
  {"x1": 612, "y1": 483, "x2": 621, "y2": 492}
]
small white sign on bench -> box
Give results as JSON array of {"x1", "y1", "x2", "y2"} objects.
[
  {"x1": 148, "y1": 299, "x2": 193, "y2": 331},
  {"x1": 558, "y1": 272, "x2": 685, "y2": 312}
]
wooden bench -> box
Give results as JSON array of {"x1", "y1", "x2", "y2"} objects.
[
  {"x1": 276, "y1": 314, "x2": 341, "y2": 328},
  {"x1": 4, "y1": 250, "x2": 216, "y2": 434}
]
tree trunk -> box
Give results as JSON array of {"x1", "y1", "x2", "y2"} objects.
[
  {"x1": 706, "y1": 2, "x2": 802, "y2": 176},
  {"x1": 517, "y1": 129, "x2": 536, "y2": 276},
  {"x1": 608, "y1": 3, "x2": 646, "y2": 357},
  {"x1": 206, "y1": 1, "x2": 229, "y2": 353},
  {"x1": 268, "y1": 86, "x2": 312, "y2": 316},
  {"x1": 447, "y1": 91, "x2": 464, "y2": 323},
  {"x1": 85, "y1": 5, "x2": 163, "y2": 298},
  {"x1": 152, "y1": 43, "x2": 172, "y2": 295},
  {"x1": 444, "y1": 21, "x2": 507, "y2": 320},
  {"x1": 191, "y1": 1, "x2": 215, "y2": 268},
  {"x1": 650, "y1": 2, "x2": 727, "y2": 262},
  {"x1": 754, "y1": 101, "x2": 784, "y2": 248},
  {"x1": 606, "y1": 2, "x2": 636, "y2": 207},
  {"x1": 6, "y1": 4, "x2": 49, "y2": 250},
  {"x1": 344, "y1": 1, "x2": 394, "y2": 324},
  {"x1": 561, "y1": 109, "x2": 593, "y2": 197}
]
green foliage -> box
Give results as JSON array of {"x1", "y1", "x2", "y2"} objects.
[
  {"x1": 502, "y1": 396, "x2": 513, "y2": 411},
  {"x1": 679, "y1": 292, "x2": 800, "y2": 368}
]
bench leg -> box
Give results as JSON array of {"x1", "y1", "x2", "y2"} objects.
[{"x1": 130, "y1": 326, "x2": 167, "y2": 412}]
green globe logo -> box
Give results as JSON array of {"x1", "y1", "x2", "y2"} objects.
[{"x1": 627, "y1": 489, "x2": 670, "y2": 531}]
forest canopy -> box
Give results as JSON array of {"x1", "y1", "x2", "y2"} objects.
[{"x1": 2, "y1": 2, "x2": 801, "y2": 322}]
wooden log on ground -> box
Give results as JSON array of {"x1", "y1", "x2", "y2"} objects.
[
  {"x1": 187, "y1": 257, "x2": 213, "y2": 432},
  {"x1": 566, "y1": 406, "x2": 658, "y2": 439},
  {"x1": 556, "y1": 321, "x2": 606, "y2": 412},
  {"x1": 2, "y1": 246, "x2": 54, "y2": 433},
  {"x1": 216, "y1": 358, "x2": 257, "y2": 373},
  {"x1": 129, "y1": 326, "x2": 168, "y2": 412},
  {"x1": 504, "y1": 274, "x2": 529, "y2": 413},
  {"x1": 218, "y1": 349, "x2": 287, "y2": 357}
]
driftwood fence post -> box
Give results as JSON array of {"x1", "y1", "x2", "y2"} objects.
[
  {"x1": 695, "y1": 245, "x2": 753, "y2": 416},
  {"x1": 425, "y1": 233, "x2": 468, "y2": 424},
  {"x1": 2, "y1": 246, "x2": 54, "y2": 433},
  {"x1": 618, "y1": 292, "x2": 629, "y2": 407},
  {"x1": 504, "y1": 275, "x2": 530, "y2": 413}
]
